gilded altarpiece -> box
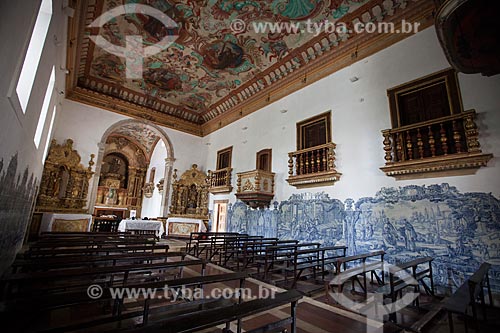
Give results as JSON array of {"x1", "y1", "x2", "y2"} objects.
[
  {"x1": 36, "y1": 139, "x2": 94, "y2": 212},
  {"x1": 169, "y1": 164, "x2": 209, "y2": 220},
  {"x1": 95, "y1": 136, "x2": 148, "y2": 216}
]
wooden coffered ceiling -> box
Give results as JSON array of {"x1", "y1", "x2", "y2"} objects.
[{"x1": 66, "y1": 0, "x2": 435, "y2": 137}]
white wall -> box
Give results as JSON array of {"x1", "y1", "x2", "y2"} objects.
[
  {"x1": 141, "y1": 140, "x2": 167, "y2": 218},
  {"x1": 204, "y1": 27, "x2": 500, "y2": 207},
  {"x1": 0, "y1": 0, "x2": 67, "y2": 273}
]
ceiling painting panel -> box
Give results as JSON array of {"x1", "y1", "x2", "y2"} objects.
[{"x1": 67, "y1": 0, "x2": 435, "y2": 136}]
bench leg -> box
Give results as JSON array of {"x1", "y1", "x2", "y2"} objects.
[
  {"x1": 291, "y1": 300, "x2": 298, "y2": 333},
  {"x1": 448, "y1": 311, "x2": 454, "y2": 333}
]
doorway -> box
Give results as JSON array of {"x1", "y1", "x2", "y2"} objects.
[{"x1": 212, "y1": 200, "x2": 228, "y2": 232}]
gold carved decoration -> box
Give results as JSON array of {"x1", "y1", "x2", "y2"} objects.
[
  {"x1": 95, "y1": 135, "x2": 148, "y2": 215},
  {"x1": 52, "y1": 218, "x2": 89, "y2": 232},
  {"x1": 36, "y1": 139, "x2": 94, "y2": 213},
  {"x1": 156, "y1": 178, "x2": 164, "y2": 193},
  {"x1": 236, "y1": 169, "x2": 275, "y2": 209},
  {"x1": 169, "y1": 164, "x2": 209, "y2": 220}
]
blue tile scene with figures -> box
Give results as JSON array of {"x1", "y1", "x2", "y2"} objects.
[{"x1": 227, "y1": 183, "x2": 500, "y2": 293}]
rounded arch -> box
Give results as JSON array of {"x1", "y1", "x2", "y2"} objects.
[
  {"x1": 88, "y1": 119, "x2": 176, "y2": 217},
  {"x1": 100, "y1": 119, "x2": 174, "y2": 159}
]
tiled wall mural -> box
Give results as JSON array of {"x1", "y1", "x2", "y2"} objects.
[
  {"x1": 0, "y1": 153, "x2": 38, "y2": 274},
  {"x1": 227, "y1": 184, "x2": 500, "y2": 293}
]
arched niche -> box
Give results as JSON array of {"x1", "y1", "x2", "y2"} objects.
[{"x1": 88, "y1": 120, "x2": 175, "y2": 218}]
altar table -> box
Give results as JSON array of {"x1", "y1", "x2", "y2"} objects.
[
  {"x1": 39, "y1": 213, "x2": 93, "y2": 234},
  {"x1": 166, "y1": 217, "x2": 207, "y2": 237},
  {"x1": 118, "y1": 219, "x2": 164, "y2": 237}
]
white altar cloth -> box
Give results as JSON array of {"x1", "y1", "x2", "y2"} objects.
[
  {"x1": 118, "y1": 219, "x2": 164, "y2": 237},
  {"x1": 165, "y1": 217, "x2": 206, "y2": 237},
  {"x1": 39, "y1": 213, "x2": 93, "y2": 234}
]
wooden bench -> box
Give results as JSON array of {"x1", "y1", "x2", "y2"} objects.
[
  {"x1": 185, "y1": 232, "x2": 239, "y2": 255},
  {"x1": 378, "y1": 257, "x2": 434, "y2": 306},
  {"x1": 221, "y1": 237, "x2": 278, "y2": 268},
  {"x1": 444, "y1": 262, "x2": 493, "y2": 333},
  {"x1": 28, "y1": 238, "x2": 157, "y2": 251},
  {"x1": 0, "y1": 272, "x2": 249, "y2": 332},
  {"x1": 327, "y1": 250, "x2": 385, "y2": 299},
  {"x1": 20, "y1": 244, "x2": 170, "y2": 259},
  {"x1": 231, "y1": 239, "x2": 300, "y2": 271},
  {"x1": 11, "y1": 251, "x2": 186, "y2": 273},
  {"x1": 285, "y1": 245, "x2": 347, "y2": 288},
  {"x1": 1, "y1": 259, "x2": 205, "y2": 298},
  {"x1": 209, "y1": 235, "x2": 263, "y2": 264},
  {"x1": 258, "y1": 243, "x2": 321, "y2": 280},
  {"x1": 112, "y1": 289, "x2": 303, "y2": 333}
]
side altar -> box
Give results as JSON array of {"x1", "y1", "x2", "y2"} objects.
[{"x1": 168, "y1": 164, "x2": 209, "y2": 235}]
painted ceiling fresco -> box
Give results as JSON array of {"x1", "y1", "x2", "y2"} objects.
[
  {"x1": 109, "y1": 123, "x2": 160, "y2": 155},
  {"x1": 70, "y1": 0, "x2": 434, "y2": 134}
]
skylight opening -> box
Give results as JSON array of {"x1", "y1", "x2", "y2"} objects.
[
  {"x1": 16, "y1": 0, "x2": 53, "y2": 113},
  {"x1": 34, "y1": 66, "x2": 55, "y2": 148}
]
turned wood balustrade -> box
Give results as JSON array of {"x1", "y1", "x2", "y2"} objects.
[
  {"x1": 382, "y1": 110, "x2": 481, "y2": 164},
  {"x1": 207, "y1": 167, "x2": 233, "y2": 193},
  {"x1": 288, "y1": 142, "x2": 337, "y2": 176}
]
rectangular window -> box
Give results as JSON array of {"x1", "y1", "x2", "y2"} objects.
[
  {"x1": 216, "y1": 147, "x2": 233, "y2": 170},
  {"x1": 388, "y1": 68, "x2": 462, "y2": 128},
  {"x1": 42, "y1": 105, "x2": 57, "y2": 161},
  {"x1": 256, "y1": 149, "x2": 272, "y2": 172},
  {"x1": 15, "y1": 0, "x2": 53, "y2": 113},
  {"x1": 297, "y1": 111, "x2": 332, "y2": 150},
  {"x1": 34, "y1": 66, "x2": 55, "y2": 148}
]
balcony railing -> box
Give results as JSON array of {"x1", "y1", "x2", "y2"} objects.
[
  {"x1": 286, "y1": 142, "x2": 341, "y2": 188},
  {"x1": 208, "y1": 167, "x2": 233, "y2": 193},
  {"x1": 235, "y1": 169, "x2": 275, "y2": 209},
  {"x1": 380, "y1": 109, "x2": 492, "y2": 179}
]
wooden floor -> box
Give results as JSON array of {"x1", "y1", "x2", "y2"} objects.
[{"x1": 163, "y1": 238, "x2": 500, "y2": 333}]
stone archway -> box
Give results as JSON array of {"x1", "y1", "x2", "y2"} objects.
[{"x1": 88, "y1": 119, "x2": 175, "y2": 217}]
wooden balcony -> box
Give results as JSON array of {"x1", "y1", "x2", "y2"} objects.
[
  {"x1": 286, "y1": 142, "x2": 342, "y2": 188},
  {"x1": 235, "y1": 170, "x2": 275, "y2": 209},
  {"x1": 208, "y1": 167, "x2": 233, "y2": 194},
  {"x1": 380, "y1": 109, "x2": 492, "y2": 179}
]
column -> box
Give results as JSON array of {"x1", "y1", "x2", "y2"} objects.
[
  {"x1": 87, "y1": 142, "x2": 106, "y2": 214},
  {"x1": 160, "y1": 157, "x2": 175, "y2": 217}
]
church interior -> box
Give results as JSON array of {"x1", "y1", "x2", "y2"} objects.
[{"x1": 1, "y1": 0, "x2": 500, "y2": 332}]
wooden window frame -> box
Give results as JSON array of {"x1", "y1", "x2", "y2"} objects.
[
  {"x1": 296, "y1": 111, "x2": 332, "y2": 150},
  {"x1": 256, "y1": 149, "x2": 272, "y2": 172},
  {"x1": 216, "y1": 146, "x2": 233, "y2": 170},
  {"x1": 387, "y1": 68, "x2": 463, "y2": 128}
]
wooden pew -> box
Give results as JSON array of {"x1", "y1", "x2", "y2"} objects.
[
  {"x1": 112, "y1": 289, "x2": 303, "y2": 333},
  {"x1": 38, "y1": 231, "x2": 146, "y2": 240},
  {"x1": 258, "y1": 243, "x2": 321, "y2": 280},
  {"x1": 11, "y1": 251, "x2": 186, "y2": 273},
  {"x1": 20, "y1": 244, "x2": 170, "y2": 259},
  {"x1": 285, "y1": 245, "x2": 347, "y2": 289},
  {"x1": 444, "y1": 262, "x2": 493, "y2": 333},
  {"x1": 378, "y1": 257, "x2": 434, "y2": 306},
  {"x1": 208, "y1": 235, "x2": 263, "y2": 264},
  {"x1": 1, "y1": 272, "x2": 249, "y2": 332},
  {"x1": 226, "y1": 239, "x2": 299, "y2": 271},
  {"x1": 29, "y1": 238, "x2": 157, "y2": 251},
  {"x1": 185, "y1": 232, "x2": 239, "y2": 255},
  {"x1": 192, "y1": 233, "x2": 249, "y2": 259},
  {"x1": 327, "y1": 250, "x2": 385, "y2": 298},
  {"x1": 1, "y1": 259, "x2": 205, "y2": 298}
]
